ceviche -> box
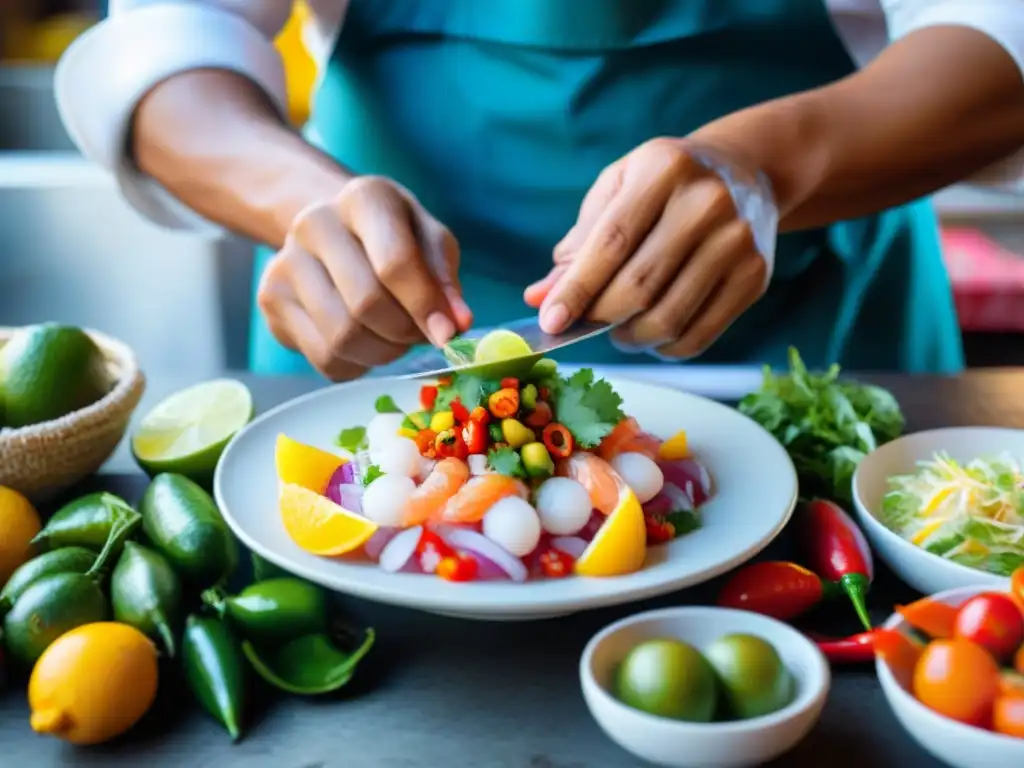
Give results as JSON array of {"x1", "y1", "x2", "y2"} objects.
[
  {"x1": 275, "y1": 356, "x2": 713, "y2": 583},
  {"x1": 880, "y1": 451, "x2": 1024, "y2": 577}
]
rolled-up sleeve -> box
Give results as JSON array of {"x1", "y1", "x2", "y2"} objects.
[
  {"x1": 55, "y1": 1, "x2": 291, "y2": 231},
  {"x1": 881, "y1": 0, "x2": 1024, "y2": 193}
]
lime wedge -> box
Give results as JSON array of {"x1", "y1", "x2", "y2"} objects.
[
  {"x1": 462, "y1": 329, "x2": 541, "y2": 379},
  {"x1": 131, "y1": 379, "x2": 254, "y2": 486}
]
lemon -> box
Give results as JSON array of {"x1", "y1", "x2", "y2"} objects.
[
  {"x1": 0, "y1": 486, "x2": 42, "y2": 587},
  {"x1": 275, "y1": 434, "x2": 345, "y2": 494},
  {"x1": 29, "y1": 622, "x2": 159, "y2": 745},
  {"x1": 131, "y1": 379, "x2": 254, "y2": 486},
  {"x1": 0, "y1": 323, "x2": 113, "y2": 428},
  {"x1": 575, "y1": 488, "x2": 647, "y2": 577},
  {"x1": 279, "y1": 482, "x2": 378, "y2": 556}
]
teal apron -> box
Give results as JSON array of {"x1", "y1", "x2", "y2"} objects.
[{"x1": 250, "y1": 0, "x2": 964, "y2": 375}]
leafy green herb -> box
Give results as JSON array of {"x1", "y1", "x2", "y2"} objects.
[
  {"x1": 374, "y1": 395, "x2": 402, "y2": 414},
  {"x1": 443, "y1": 337, "x2": 477, "y2": 366},
  {"x1": 435, "y1": 373, "x2": 500, "y2": 412},
  {"x1": 554, "y1": 369, "x2": 625, "y2": 448},
  {"x1": 335, "y1": 426, "x2": 368, "y2": 453},
  {"x1": 362, "y1": 465, "x2": 384, "y2": 486},
  {"x1": 666, "y1": 510, "x2": 701, "y2": 537},
  {"x1": 487, "y1": 446, "x2": 526, "y2": 478},
  {"x1": 737, "y1": 347, "x2": 904, "y2": 505}
]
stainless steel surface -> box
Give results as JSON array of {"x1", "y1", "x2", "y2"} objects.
[
  {"x1": 0, "y1": 65, "x2": 255, "y2": 375},
  {"x1": 381, "y1": 316, "x2": 613, "y2": 377}
]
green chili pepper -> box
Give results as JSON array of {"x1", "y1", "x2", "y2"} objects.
[
  {"x1": 202, "y1": 577, "x2": 328, "y2": 646},
  {"x1": 242, "y1": 627, "x2": 375, "y2": 696},
  {"x1": 111, "y1": 541, "x2": 183, "y2": 657},
  {"x1": 182, "y1": 614, "x2": 248, "y2": 741},
  {"x1": 31, "y1": 492, "x2": 140, "y2": 552}
]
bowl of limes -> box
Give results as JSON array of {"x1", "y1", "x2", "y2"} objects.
[
  {"x1": 0, "y1": 323, "x2": 145, "y2": 501},
  {"x1": 580, "y1": 606, "x2": 830, "y2": 768}
]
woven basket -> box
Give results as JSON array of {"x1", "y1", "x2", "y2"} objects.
[{"x1": 0, "y1": 327, "x2": 146, "y2": 503}]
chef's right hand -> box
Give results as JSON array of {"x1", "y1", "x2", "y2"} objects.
[{"x1": 257, "y1": 176, "x2": 472, "y2": 381}]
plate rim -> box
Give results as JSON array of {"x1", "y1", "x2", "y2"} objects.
[{"x1": 214, "y1": 376, "x2": 799, "y2": 617}]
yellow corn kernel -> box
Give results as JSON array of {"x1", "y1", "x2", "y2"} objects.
[
  {"x1": 429, "y1": 411, "x2": 455, "y2": 432},
  {"x1": 658, "y1": 430, "x2": 689, "y2": 460}
]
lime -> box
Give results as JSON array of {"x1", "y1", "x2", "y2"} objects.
[
  {"x1": 131, "y1": 379, "x2": 253, "y2": 486},
  {"x1": 0, "y1": 323, "x2": 113, "y2": 428},
  {"x1": 464, "y1": 330, "x2": 541, "y2": 379},
  {"x1": 615, "y1": 638, "x2": 718, "y2": 722},
  {"x1": 704, "y1": 634, "x2": 794, "y2": 720}
]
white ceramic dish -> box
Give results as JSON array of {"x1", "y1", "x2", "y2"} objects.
[
  {"x1": 580, "y1": 606, "x2": 830, "y2": 768},
  {"x1": 876, "y1": 585, "x2": 1024, "y2": 768},
  {"x1": 852, "y1": 427, "x2": 1020, "y2": 596},
  {"x1": 214, "y1": 376, "x2": 798, "y2": 620}
]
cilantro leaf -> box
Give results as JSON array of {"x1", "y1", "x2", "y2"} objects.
[
  {"x1": 487, "y1": 446, "x2": 526, "y2": 478},
  {"x1": 374, "y1": 395, "x2": 402, "y2": 414},
  {"x1": 666, "y1": 510, "x2": 701, "y2": 538},
  {"x1": 362, "y1": 464, "x2": 384, "y2": 486},
  {"x1": 451, "y1": 374, "x2": 500, "y2": 411},
  {"x1": 554, "y1": 368, "x2": 625, "y2": 448},
  {"x1": 443, "y1": 337, "x2": 477, "y2": 366},
  {"x1": 336, "y1": 426, "x2": 368, "y2": 453}
]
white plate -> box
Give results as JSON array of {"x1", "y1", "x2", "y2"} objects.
[
  {"x1": 852, "y1": 427, "x2": 1020, "y2": 595},
  {"x1": 214, "y1": 376, "x2": 798, "y2": 620}
]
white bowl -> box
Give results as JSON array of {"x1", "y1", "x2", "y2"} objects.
[
  {"x1": 580, "y1": 607, "x2": 830, "y2": 768},
  {"x1": 876, "y1": 585, "x2": 1024, "y2": 768},
  {"x1": 852, "y1": 427, "x2": 1020, "y2": 595}
]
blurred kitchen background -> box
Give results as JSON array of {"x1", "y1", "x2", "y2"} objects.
[{"x1": 1, "y1": 1, "x2": 1023, "y2": 377}]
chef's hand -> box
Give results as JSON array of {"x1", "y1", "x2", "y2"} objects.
[
  {"x1": 524, "y1": 138, "x2": 768, "y2": 359},
  {"x1": 258, "y1": 176, "x2": 472, "y2": 380}
]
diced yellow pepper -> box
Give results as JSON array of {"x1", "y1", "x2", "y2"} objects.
[
  {"x1": 501, "y1": 419, "x2": 535, "y2": 449},
  {"x1": 658, "y1": 430, "x2": 689, "y2": 460},
  {"x1": 430, "y1": 411, "x2": 455, "y2": 432},
  {"x1": 397, "y1": 427, "x2": 419, "y2": 440},
  {"x1": 911, "y1": 519, "x2": 944, "y2": 545}
]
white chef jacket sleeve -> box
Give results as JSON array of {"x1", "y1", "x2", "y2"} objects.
[
  {"x1": 54, "y1": 1, "x2": 292, "y2": 232},
  {"x1": 880, "y1": 0, "x2": 1024, "y2": 193}
]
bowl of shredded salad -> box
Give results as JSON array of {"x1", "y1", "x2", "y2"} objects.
[{"x1": 853, "y1": 427, "x2": 1024, "y2": 594}]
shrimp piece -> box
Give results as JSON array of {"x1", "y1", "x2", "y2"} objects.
[
  {"x1": 598, "y1": 417, "x2": 660, "y2": 461},
  {"x1": 557, "y1": 452, "x2": 624, "y2": 515},
  {"x1": 442, "y1": 474, "x2": 529, "y2": 524},
  {"x1": 402, "y1": 457, "x2": 470, "y2": 526}
]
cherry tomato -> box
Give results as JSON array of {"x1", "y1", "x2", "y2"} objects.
[
  {"x1": 954, "y1": 592, "x2": 1024, "y2": 661},
  {"x1": 1011, "y1": 566, "x2": 1024, "y2": 612},
  {"x1": 436, "y1": 554, "x2": 479, "y2": 582},
  {"x1": 993, "y1": 696, "x2": 1024, "y2": 738},
  {"x1": 1015, "y1": 645, "x2": 1024, "y2": 676},
  {"x1": 416, "y1": 531, "x2": 455, "y2": 574},
  {"x1": 539, "y1": 548, "x2": 575, "y2": 579},
  {"x1": 913, "y1": 639, "x2": 1001, "y2": 726}
]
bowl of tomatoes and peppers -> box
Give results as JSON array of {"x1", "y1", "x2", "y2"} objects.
[{"x1": 874, "y1": 575, "x2": 1024, "y2": 768}]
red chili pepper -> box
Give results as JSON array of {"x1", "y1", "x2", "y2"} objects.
[
  {"x1": 717, "y1": 561, "x2": 842, "y2": 621},
  {"x1": 415, "y1": 531, "x2": 455, "y2": 573},
  {"x1": 542, "y1": 423, "x2": 573, "y2": 458},
  {"x1": 450, "y1": 398, "x2": 471, "y2": 424},
  {"x1": 798, "y1": 499, "x2": 875, "y2": 632},
  {"x1": 434, "y1": 429, "x2": 468, "y2": 460},
  {"x1": 468, "y1": 406, "x2": 490, "y2": 426},
  {"x1": 500, "y1": 377, "x2": 520, "y2": 390},
  {"x1": 462, "y1": 420, "x2": 488, "y2": 455},
  {"x1": 415, "y1": 429, "x2": 438, "y2": 458},
  {"x1": 524, "y1": 401, "x2": 553, "y2": 429},
  {"x1": 538, "y1": 548, "x2": 575, "y2": 578},
  {"x1": 806, "y1": 630, "x2": 877, "y2": 665},
  {"x1": 419, "y1": 384, "x2": 439, "y2": 411},
  {"x1": 436, "y1": 554, "x2": 479, "y2": 582},
  {"x1": 645, "y1": 516, "x2": 675, "y2": 544}
]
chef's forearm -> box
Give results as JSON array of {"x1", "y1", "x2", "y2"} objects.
[
  {"x1": 690, "y1": 26, "x2": 1024, "y2": 232},
  {"x1": 133, "y1": 69, "x2": 352, "y2": 248}
]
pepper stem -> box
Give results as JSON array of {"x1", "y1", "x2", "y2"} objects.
[
  {"x1": 86, "y1": 507, "x2": 140, "y2": 578},
  {"x1": 840, "y1": 573, "x2": 873, "y2": 632},
  {"x1": 200, "y1": 587, "x2": 228, "y2": 616}
]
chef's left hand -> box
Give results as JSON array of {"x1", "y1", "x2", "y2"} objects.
[{"x1": 524, "y1": 138, "x2": 768, "y2": 359}]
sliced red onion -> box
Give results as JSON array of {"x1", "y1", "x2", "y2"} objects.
[
  {"x1": 580, "y1": 510, "x2": 604, "y2": 541},
  {"x1": 364, "y1": 527, "x2": 399, "y2": 560},
  {"x1": 442, "y1": 527, "x2": 529, "y2": 582},
  {"x1": 662, "y1": 482, "x2": 694, "y2": 512},
  {"x1": 549, "y1": 536, "x2": 587, "y2": 559},
  {"x1": 379, "y1": 526, "x2": 423, "y2": 573},
  {"x1": 642, "y1": 491, "x2": 674, "y2": 518},
  {"x1": 657, "y1": 458, "x2": 714, "y2": 507},
  {"x1": 325, "y1": 463, "x2": 357, "y2": 503}
]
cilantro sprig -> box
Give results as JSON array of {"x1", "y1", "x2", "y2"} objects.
[
  {"x1": 553, "y1": 369, "x2": 624, "y2": 448},
  {"x1": 335, "y1": 426, "x2": 368, "y2": 453},
  {"x1": 487, "y1": 446, "x2": 526, "y2": 478}
]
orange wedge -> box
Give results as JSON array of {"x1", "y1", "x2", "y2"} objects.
[
  {"x1": 279, "y1": 482, "x2": 377, "y2": 556},
  {"x1": 275, "y1": 433, "x2": 346, "y2": 493},
  {"x1": 575, "y1": 488, "x2": 647, "y2": 577}
]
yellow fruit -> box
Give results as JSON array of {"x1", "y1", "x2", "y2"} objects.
[
  {"x1": 29, "y1": 622, "x2": 158, "y2": 745},
  {"x1": 279, "y1": 482, "x2": 377, "y2": 556},
  {"x1": 275, "y1": 434, "x2": 346, "y2": 494},
  {"x1": 0, "y1": 486, "x2": 42, "y2": 586},
  {"x1": 575, "y1": 488, "x2": 647, "y2": 577},
  {"x1": 658, "y1": 430, "x2": 689, "y2": 460}
]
